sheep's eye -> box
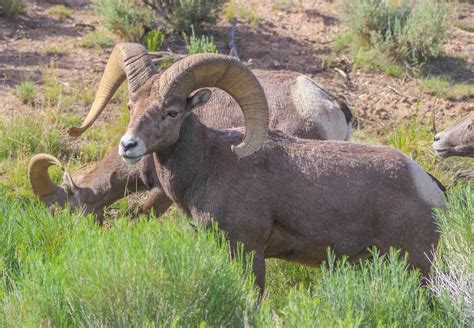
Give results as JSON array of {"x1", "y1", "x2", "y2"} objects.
[{"x1": 167, "y1": 111, "x2": 178, "y2": 118}]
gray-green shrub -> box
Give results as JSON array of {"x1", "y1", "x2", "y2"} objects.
[
  {"x1": 94, "y1": 0, "x2": 149, "y2": 40},
  {"x1": 94, "y1": 0, "x2": 223, "y2": 39},
  {"x1": 0, "y1": 199, "x2": 258, "y2": 326},
  {"x1": 0, "y1": 0, "x2": 25, "y2": 16},
  {"x1": 341, "y1": 0, "x2": 450, "y2": 64},
  {"x1": 259, "y1": 249, "x2": 462, "y2": 326},
  {"x1": 430, "y1": 184, "x2": 473, "y2": 325},
  {"x1": 142, "y1": 0, "x2": 223, "y2": 33}
]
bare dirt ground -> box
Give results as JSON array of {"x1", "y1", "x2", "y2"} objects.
[{"x1": 1, "y1": 0, "x2": 473, "y2": 133}]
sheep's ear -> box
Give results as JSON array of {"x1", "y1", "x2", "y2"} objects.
[{"x1": 186, "y1": 89, "x2": 212, "y2": 112}]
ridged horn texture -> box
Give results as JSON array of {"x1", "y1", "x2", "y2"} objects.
[
  {"x1": 68, "y1": 43, "x2": 157, "y2": 137},
  {"x1": 28, "y1": 154, "x2": 63, "y2": 197},
  {"x1": 159, "y1": 53, "x2": 269, "y2": 158}
]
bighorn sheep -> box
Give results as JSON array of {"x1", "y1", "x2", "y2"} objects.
[
  {"x1": 109, "y1": 53, "x2": 443, "y2": 291},
  {"x1": 29, "y1": 43, "x2": 352, "y2": 216},
  {"x1": 433, "y1": 113, "x2": 473, "y2": 158},
  {"x1": 29, "y1": 150, "x2": 171, "y2": 221}
]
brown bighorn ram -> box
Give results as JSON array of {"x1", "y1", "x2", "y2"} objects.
[
  {"x1": 111, "y1": 53, "x2": 442, "y2": 292},
  {"x1": 433, "y1": 113, "x2": 473, "y2": 158},
  {"x1": 29, "y1": 43, "x2": 352, "y2": 217}
]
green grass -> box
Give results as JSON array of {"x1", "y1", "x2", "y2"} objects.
[
  {"x1": 183, "y1": 25, "x2": 218, "y2": 55},
  {"x1": 45, "y1": 44, "x2": 67, "y2": 56},
  {"x1": 79, "y1": 31, "x2": 114, "y2": 49},
  {"x1": 260, "y1": 248, "x2": 462, "y2": 327},
  {"x1": 430, "y1": 184, "x2": 473, "y2": 324},
  {"x1": 12, "y1": 81, "x2": 37, "y2": 104},
  {"x1": 223, "y1": 0, "x2": 260, "y2": 27},
  {"x1": 420, "y1": 77, "x2": 474, "y2": 100},
  {"x1": 0, "y1": 197, "x2": 258, "y2": 326},
  {"x1": 47, "y1": 4, "x2": 72, "y2": 19},
  {"x1": 0, "y1": 184, "x2": 470, "y2": 326},
  {"x1": 143, "y1": 29, "x2": 165, "y2": 52},
  {"x1": 94, "y1": 0, "x2": 147, "y2": 41}
]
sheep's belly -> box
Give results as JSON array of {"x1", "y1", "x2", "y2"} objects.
[{"x1": 264, "y1": 222, "x2": 371, "y2": 266}]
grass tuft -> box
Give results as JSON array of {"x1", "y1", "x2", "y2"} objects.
[
  {"x1": 143, "y1": 29, "x2": 165, "y2": 52},
  {"x1": 13, "y1": 81, "x2": 37, "y2": 104},
  {"x1": 47, "y1": 4, "x2": 72, "y2": 19},
  {"x1": 79, "y1": 31, "x2": 114, "y2": 49},
  {"x1": 183, "y1": 25, "x2": 218, "y2": 55}
]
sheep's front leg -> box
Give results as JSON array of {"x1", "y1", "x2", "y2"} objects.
[
  {"x1": 141, "y1": 187, "x2": 173, "y2": 217},
  {"x1": 229, "y1": 242, "x2": 266, "y2": 298},
  {"x1": 252, "y1": 249, "x2": 266, "y2": 300}
]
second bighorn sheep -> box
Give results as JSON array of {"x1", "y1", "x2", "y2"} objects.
[
  {"x1": 29, "y1": 43, "x2": 352, "y2": 217},
  {"x1": 114, "y1": 53, "x2": 444, "y2": 291},
  {"x1": 433, "y1": 113, "x2": 473, "y2": 158}
]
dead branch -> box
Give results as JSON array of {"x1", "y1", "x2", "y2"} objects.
[{"x1": 228, "y1": 18, "x2": 240, "y2": 60}]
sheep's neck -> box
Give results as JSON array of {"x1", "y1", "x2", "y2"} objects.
[{"x1": 154, "y1": 114, "x2": 211, "y2": 214}]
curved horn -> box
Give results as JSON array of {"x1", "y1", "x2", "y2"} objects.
[
  {"x1": 159, "y1": 53, "x2": 269, "y2": 158},
  {"x1": 68, "y1": 43, "x2": 158, "y2": 137},
  {"x1": 28, "y1": 154, "x2": 64, "y2": 197}
]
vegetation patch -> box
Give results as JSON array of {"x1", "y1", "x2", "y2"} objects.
[
  {"x1": 183, "y1": 25, "x2": 218, "y2": 55},
  {"x1": 45, "y1": 44, "x2": 67, "y2": 56},
  {"x1": 420, "y1": 77, "x2": 474, "y2": 101},
  {"x1": 143, "y1": 29, "x2": 165, "y2": 52},
  {"x1": 0, "y1": 203, "x2": 258, "y2": 326},
  {"x1": 79, "y1": 31, "x2": 114, "y2": 49},
  {"x1": 13, "y1": 81, "x2": 37, "y2": 104},
  {"x1": 0, "y1": 0, "x2": 25, "y2": 16},
  {"x1": 94, "y1": 0, "x2": 224, "y2": 40},
  {"x1": 431, "y1": 184, "x2": 473, "y2": 325},
  {"x1": 332, "y1": 0, "x2": 452, "y2": 77},
  {"x1": 47, "y1": 4, "x2": 73, "y2": 20},
  {"x1": 224, "y1": 0, "x2": 260, "y2": 27},
  {"x1": 94, "y1": 0, "x2": 148, "y2": 41}
]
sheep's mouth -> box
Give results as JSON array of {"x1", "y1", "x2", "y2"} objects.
[
  {"x1": 121, "y1": 155, "x2": 143, "y2": 165},
  {"x1": 432, "y1": 141, "x2": 450, "y2": 157},
  {"x1": 435, "y1": 149, "x2": 450, "y2": 158}
]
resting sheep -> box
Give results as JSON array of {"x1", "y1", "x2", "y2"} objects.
[
  {"x1": 29, "y1": 43, "x2": 352, "y2": 217},
  {"x1": 433, "y1": 113, "x2": 473, "y2": 158},
  {"x1": 108, "y1": 53, "x2": 444, "y2": 292}
]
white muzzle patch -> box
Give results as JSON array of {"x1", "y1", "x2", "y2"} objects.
[{"x1": 119, "y1": 133, "x2": 146, "y2": 165}]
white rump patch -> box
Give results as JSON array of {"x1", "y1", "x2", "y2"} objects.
[
  {"x1": 291, "y1": 75, "x2": 348, "y2": 140},
  {"x1": 407, "y1": 158, "x2": 447, "y2": 209}
]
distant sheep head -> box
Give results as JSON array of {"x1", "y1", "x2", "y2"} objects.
[
  {"x1": 28, "y1": 154, "x2": 97, "y2": 214},
  {"x1": 433, "y1": 113, "x2": 473, "y2": 158}
]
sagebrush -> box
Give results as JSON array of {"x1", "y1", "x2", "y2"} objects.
[
  {"x1": 94, "y1": 0, "x2": 223, "y2": 40},
  {"x1": 0, "y1": 0, "x2": 25, "y2": 16},
  {"x1": 341, "y1": 0, "x2": 450, "y2": 65}
]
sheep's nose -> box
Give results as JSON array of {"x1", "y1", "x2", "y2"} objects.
[
  {"x1": 121, "y1": 139, "x2": 138, "y2": 151},
  {"x1": 433, "y1": 134, "x2": 441, "y2": 142}
]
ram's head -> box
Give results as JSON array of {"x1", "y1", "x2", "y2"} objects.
[
  {"x1": 433, "y1": 113, "x2": 473, "y2": 158},
  {"x1": 68, "y1": 43, "x2": 268, "y2": 163}
]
